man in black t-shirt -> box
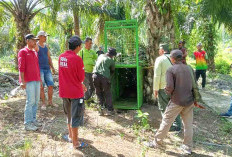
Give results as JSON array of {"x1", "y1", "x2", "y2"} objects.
[{"x1": 96, "y1": 46, "x2": 104, "y2": 56}]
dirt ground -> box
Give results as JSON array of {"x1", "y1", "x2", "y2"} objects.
[{"x1": 0, "y1": 76, "x2": 232, "y2": 157}]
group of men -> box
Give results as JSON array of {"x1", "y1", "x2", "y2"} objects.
[
  {"x1": 18, "y1": 32, "x2": 57, "y2": 131},
  {"x1": 18, "y1": 32, "x2": 116, "y2": 149},
  {"x1": 149, "y1": 41, "x2": 208, "y2": 154}
]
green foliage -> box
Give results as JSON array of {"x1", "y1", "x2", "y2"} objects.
[
  {"x1": 215, "y1": 55, "x2": 230, "y2": 74},
  {"x1": 220, "y1": 119, "x2": 232, "y2": 134},
  {"x1": 135, "y1": 110, "x2": 150, "y2": 130}
]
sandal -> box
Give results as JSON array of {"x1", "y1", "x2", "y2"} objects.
[
  {"x1": 74, "y1": 141, "x2": 88, "y2": 149},
  {"x1": 62, "y1": 134, "x2": 72, "y2": 143}
]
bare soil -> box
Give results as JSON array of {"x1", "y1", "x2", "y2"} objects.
[{"x1": 0, "y1": 74, "x2": 232, "y2": 157}]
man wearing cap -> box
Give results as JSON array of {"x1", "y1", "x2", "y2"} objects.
[
  {"x1": 18, "y1": 34, "x2": 41, "y2": 131},
  {"x1": 193, "y1": 43, "x2": 208, "y2": 89},
  {"x1": 178, "y1": 41, "x2": 187, "y2": 64},
  {"x1": 35, "y1": 31, "x2": 57, "y2": 110},
  {"x1": 78, "y1": 37, "x2": 98, "y2": 103},
  {"x1": 153, "y1": 44, "x2": 181, "y2": 131},
  {"x1": 92, "y1": 48, "x2": 117, "y2": 116},
  {"x1": 146, "y1": 50, "x2": 195, "y2": 155},
  {"x1": 59, "y1": 35, "x2": 87, "y2": 149}
]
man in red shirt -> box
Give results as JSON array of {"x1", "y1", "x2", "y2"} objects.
[
  {"x1": 59, "y1": 35, "x2": 87, "y2": 149},
  {"x1": 18, "y1": 34, "x2": 41, "y2": 131}
]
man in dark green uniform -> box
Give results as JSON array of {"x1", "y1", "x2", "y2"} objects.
[{"x1": 92, "y1": 48, "x2": 117, "y2": 116}]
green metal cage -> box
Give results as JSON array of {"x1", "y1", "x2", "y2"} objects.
[{"x1": 104, "y1": 19, "x2": 144, "y2": 109}]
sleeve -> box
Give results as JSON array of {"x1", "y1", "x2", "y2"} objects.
[
  {"x1": 18, "y1": 50, "x2": 25, "y2": 72},
  {"x1": 110, "y1": 59, "x2": 115, "y2": 74},
  {"x1": 77, "y1": 58, "x2": 85, "y2": 83},
  {"x1": 165, "y1": 68, "x2": 174, "y2": 95},
  {"x1": 153, "y1": 58, "x2": 162, "y2": 91}
]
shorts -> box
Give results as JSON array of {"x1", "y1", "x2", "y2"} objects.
[
  {"x1": 40, "y1": 69, "x2": 54, "y2": 87},
  {"x1": 62, "y1": 98, "x2": 85, "y2": 128}
]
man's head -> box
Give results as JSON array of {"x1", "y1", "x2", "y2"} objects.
[
  {"x1": 170, "y1": 49, "x2": 183, "y2": 63},
  {"x1": 178, "y1": 40, "x2": 184, "y2": 49},
  {"x1": 68, "y1": 35, "x2": 82, "y2": 53},
  {"x1": 107, "y1": 47, "x2": 117, "y2": 58},
  {"x1": 197, "y1": 43, "x2": 202, "y2": 51},
  {"x1": 99, "y1": 46, "x2": 102, "y2": 51},
  {"x1": 25, "y1": 34, "x2": 38, "y2": 48},
  {"x1": 85, "y1": 37, "x2": 92, "y2": 50},
  {"x1": 159, "y1": 43, "x2": 169, "y2": 55},
  {"x1": 37, "y1": 31, "x2": 49, "y2": 43}
]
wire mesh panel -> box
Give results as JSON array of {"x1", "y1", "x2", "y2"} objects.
[
  {"x1": 105, "y1": 20, "x2": 138, "y2": 67},
  {"x1": 104, "y1": 20, "x2": 143, "y2": 109}
]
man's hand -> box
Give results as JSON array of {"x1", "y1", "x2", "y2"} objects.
[
  {"x1": 20, "y1": 82, "x2": 26, "y2": 89},
  {"x1": 154, "y1": 90, "x2": 158, "y2": 98},
  {"x1": 51, "y1": 67, "x2": 56, "y2": 75},
  {"x1": 82, "y1": 84, "x2": 87, "y2": 93}
]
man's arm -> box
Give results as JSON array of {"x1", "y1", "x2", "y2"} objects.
[
  {"x1": 19, "y1": 72, "x2": 26, "y2": 89},
  {"x1": 165, "y1": 69, "x2": 174, "y2": 95},
  {"x1": 47, "y1": 50, "x2": 55, "y2": 74},
  {"x1": 18, "y1": 50, "x2": 26, "y2": 89},
  {"x1": 153, "y1": 58, "x2": 162, "y2": 98},
  {"x1": 110, "y1": 60, "x2": 115, "y2": 75}
]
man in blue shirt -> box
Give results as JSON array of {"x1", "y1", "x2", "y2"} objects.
[{"x1": 35, "y1": 31, "x2": 58, "y2": 110}]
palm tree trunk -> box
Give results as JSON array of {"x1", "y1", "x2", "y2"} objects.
[
  {"x1": 14, "y1": 19, "x2": 30, "y2": 69},
  {"x1": 95, "y1": 15, "x2": 105, "y2": 47},
  {"x1": 73, "y1": 9, "x2": 80, "y2": 36},
  {"x1": 144, "y1": 0, "x2": 174, "y2": 103}
]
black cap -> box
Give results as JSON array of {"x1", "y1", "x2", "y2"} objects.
[
  {"x1": 68, "y1": 35, "x2": 83, "y2": 47},
  {"x1": 25, "y1": 34, "x2": 38, "y2": 40},
  {"x1": 170, "y1": 49, "x2": 183, "y2": 59},
  {"x1": 108, "y1": 47, "x2": 117, "y2": 56}
]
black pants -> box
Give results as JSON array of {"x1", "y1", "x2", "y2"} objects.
[
  {"x1": 196, "y1": 70, "x2": 206, "y2": 88},
  {"x1": 92, "y1": 73, "x2": 113, "y2": 111},
  {"x1": 83, "y1": 72, "x2": 94, "y2": 100}
]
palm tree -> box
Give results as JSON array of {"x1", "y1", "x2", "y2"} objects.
[
  {"x1": 144, "y1": 0, "x2": 175, "y2": 102},
  {"x1": 0, "y1": 0, "x2": 47, "y2": 68}
]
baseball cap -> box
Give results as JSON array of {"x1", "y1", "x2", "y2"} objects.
[
  {"x1": 25, "y1": 34, "x2": 39, "y2": 40},
  {"x1": 68, "y1": 35, "x2": 83, "y2": 47},
  {"x1": 170, "y1": 49, "x2": 183, "y2": 59},
  {"x1": 108, "y1": 47, "x2": 117, "y2": 56},
  {"x1": 37, "y1": 31, "x2": 49, "y2": 37},
  {"x1": 197, "y1": 42, "x2": 202, "y2": 46}
]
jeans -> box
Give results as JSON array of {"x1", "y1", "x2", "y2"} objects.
[
  {"x1": 40, "y1": 68, "x2": 54, "y2": 87},
  {"x1": 226, "y1": 96, "x2": 232, "y2": 115},
  {"x1": 24, "y1": 81, "x2": 40, "y2": 124}
]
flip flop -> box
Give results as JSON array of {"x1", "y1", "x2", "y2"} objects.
[
  {"x1": 62, "y1": 134, "x2": 72, "y2": 143},
  {"x1": 74, "y1": 141, "x2": 88, "y2": 149}
]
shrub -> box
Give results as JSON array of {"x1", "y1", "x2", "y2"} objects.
[{"x1": 215, "y1": 57, "x2": 230, "y2": 74}]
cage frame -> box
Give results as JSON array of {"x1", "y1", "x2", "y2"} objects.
[{"x1": 104, "y1": 19, "x2": 143, "y2": 109}]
